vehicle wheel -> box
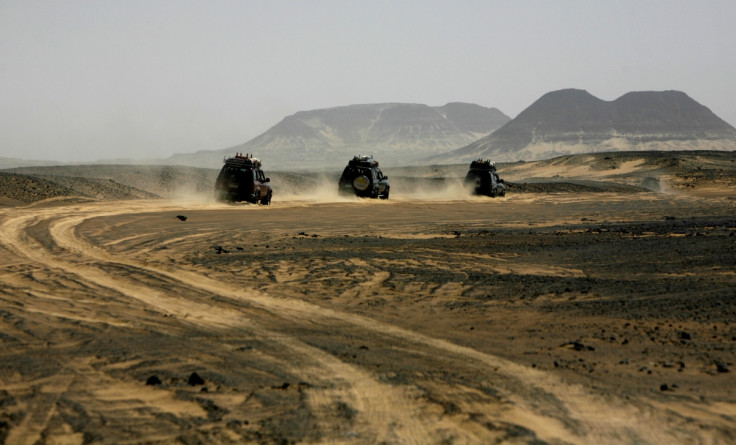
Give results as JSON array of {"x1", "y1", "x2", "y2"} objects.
[
  {"x1": 380, "y1": 190, "x2": 389, "y2": 200},
  {"x1": 352, "y1": 176, "x2": 370, "y2": 192},
  {"x1": 260, "y1": 192, "x2": 272, "y2": 205},
  {"x1": 249, "y1": 191, "x2": 260, "y2": 204}
]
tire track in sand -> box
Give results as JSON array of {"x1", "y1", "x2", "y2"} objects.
[
  {"x1": 1, "y1": 201, "x2": 691, "y2": 444},
  {"x1": 0, "y1": 203, "x2": 448, "y2": 444}
]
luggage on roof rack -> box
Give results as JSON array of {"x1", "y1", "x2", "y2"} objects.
[
  {"x1": 347, "y1": 155, "x2": 379, "y2": 168},
  {"x1": 469, "y1": 159, "x2": 496, "y2": 171}
]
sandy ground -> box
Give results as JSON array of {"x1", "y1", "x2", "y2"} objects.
[{"x1": 1, "y1": 152, "x2": 735, "y2": 444}]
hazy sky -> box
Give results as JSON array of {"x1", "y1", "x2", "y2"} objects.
[{"x1": 1, "y1": 0, "x2": 734, "y2": 162}]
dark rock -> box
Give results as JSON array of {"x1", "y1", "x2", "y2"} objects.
[
  {"x1": 175, "y1": 215, "x2": 187, "y2": 221},
  {"x1": 678, "y1": 331, "x2": 692, "y2": 340},
  {"x1": 0, "y1": 420, "x2": 9, "y2": 443},
  {"x1": 715, "y1": 362, "x2": 730, "y2": 373},
  {"x1": 561, "y1": 340, "x2": 594, "y2": 351},
  {"x1": 146, "y1": 375, "x2": 162, "y2": 385},
  {"x1": 188, "y1": 372, "x2": 205, "y2": 386}
]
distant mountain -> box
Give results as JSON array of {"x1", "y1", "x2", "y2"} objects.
[
  {"x1": 434, "y1": 89, "x2": 736, "y2": 163},
  {"x1": 166, "y1": 102, "x2": 510, "y2": 170},
  {"x1": 0, "y1": 157, "x2": 63, "y2": 170}
]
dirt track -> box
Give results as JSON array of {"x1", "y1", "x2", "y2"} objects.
[{"x1": 1, "y1": 190, "x2": 735, "y2": 444}]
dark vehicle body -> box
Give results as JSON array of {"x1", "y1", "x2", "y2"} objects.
[
  {"x1": 338, "y1": 155, "x2": 390, "y2": 199},
  {"x1": 464, "y1": 159, "x2": 505, "y2": 197},
  {"x1": 215, "y1": 153, "x2": 272, "y2": 204}
]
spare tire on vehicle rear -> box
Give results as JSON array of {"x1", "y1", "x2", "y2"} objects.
[
  {"x1": 337, "y1": 155, "x2": 390, "y2": 199},
  {"x1": 353, "y1": 175, "x2": 370, "y2": 191}
]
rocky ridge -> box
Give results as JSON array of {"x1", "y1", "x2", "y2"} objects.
[{"x1": 0, "y1": 172, "x2": 159, "y2": 205}]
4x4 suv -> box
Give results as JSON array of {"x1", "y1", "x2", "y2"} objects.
[
  {"x1": 464, "y1": 159, "x2": 505, "y2": 197},
  {"x1": 214, "y1": 153, "x2": 273, "y2": 204},
  {"x1": 338, "y1": 155, "x2": 390, "y2": 199}
]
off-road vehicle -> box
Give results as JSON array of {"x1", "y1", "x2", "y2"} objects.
[
  {"x1": 214, "y1": 153, "x2": 272, "y2": 204},
  {"x1": 338, "y1": 155, "x2": 390, "y2": 199},
  {"x1": 464, "y1": 159, "x2": 505, "y2": 197}
]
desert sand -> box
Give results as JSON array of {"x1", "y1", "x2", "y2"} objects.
[{"x1": 1, "y1": 151, "x2": 735, "y2": 444}]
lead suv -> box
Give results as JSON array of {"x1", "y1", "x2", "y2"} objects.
[
  {"x1": 214, "y1": 153, "x2": 273, "y2": 204},
  {"x1": 464, "y1": 159, "x2": 505, "y2": 197},
  {"x1": 338, "y1": 155, "x2": 390, "y2": 199}
]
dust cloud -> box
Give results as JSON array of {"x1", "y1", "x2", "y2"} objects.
[
  {"x1": 170, "y1": 185, "x2": 217, "y2": 205},
  {"x1": 274, "y1": 174, "x2": 494, "y2": 204},
  {"x1": 275, "y1": 173, "x2": 357, "y2": 204},
  {"x1": 392, "y1": 178, "x2": 488, "y2": 202}
]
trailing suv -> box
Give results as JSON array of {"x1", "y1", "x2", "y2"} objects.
[
  {"x1": 338, "y1": 155, "x2": 390, "y2": 199},
  {"x1": 464, "y1": 159, "x2": 505, "y2": 197},
  {"x1": 214, "y1": 153, "x2": 272, "y2": 204}
]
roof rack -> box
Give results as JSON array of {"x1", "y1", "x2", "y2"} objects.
[{"x1": 224, "y1": 152, "x2": 261, "y2": 168}]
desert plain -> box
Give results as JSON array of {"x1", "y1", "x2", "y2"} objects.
[{"x1": 1, "y1": 151, "x2": 735, "y2": 444}]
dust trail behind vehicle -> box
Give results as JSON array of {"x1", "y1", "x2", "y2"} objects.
[{"x1": 261, "y1": 171, "x2": 492, "y2": 204}]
